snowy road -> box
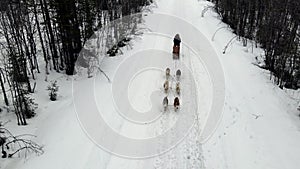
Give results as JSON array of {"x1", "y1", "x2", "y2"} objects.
[
  {"x1": 89, "y1": 0, "x2": 225, "y2": 167},
  {"x1": 70, "y1": 0, "x2": 220, "y2": 167}
]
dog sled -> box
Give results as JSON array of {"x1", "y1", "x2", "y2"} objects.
[{"x1": 173, "y1": 34, "x2": 181, "y2": 59}]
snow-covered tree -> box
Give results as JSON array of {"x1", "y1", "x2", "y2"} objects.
[{"x1": 47, "y1": 81, "x2": 59, "y2": 101}]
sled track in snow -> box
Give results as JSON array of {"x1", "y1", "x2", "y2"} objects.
[{"x1": 154, "y1": 45, "x2": 205, "y2": 169}]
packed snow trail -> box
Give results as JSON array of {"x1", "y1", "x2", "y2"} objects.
[
  {"x1": 151, "y1": 1, "x2": 300, "y2": 168},
  {"x1": 2, "y1": 0, "x2": 300, "y2": 169}
]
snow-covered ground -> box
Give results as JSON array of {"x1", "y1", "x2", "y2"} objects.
[{"x1": 1, "y1": 0, "x2": 300, "y2": 169}]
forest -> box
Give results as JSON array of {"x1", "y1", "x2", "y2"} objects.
[
  {"x1": 210, "y1": 0, "x2": 300, "y2": 89},
  {"x1": 1, "y1": 0, "x2": 298, "y2": 127},
  {"x1": 0, "y1": 0, "x2": 151, "y2": 126}
]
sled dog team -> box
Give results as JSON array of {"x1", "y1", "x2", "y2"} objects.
[{"x1": 163, "y1": 34, "x2": 182, "y2": 112}]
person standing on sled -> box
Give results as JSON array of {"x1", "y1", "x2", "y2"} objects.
[
  {"x1": 173, "y1": 34, "x2": 181, "y2": 47},
  {"x1": 173, "y1": 34, "x2": 181, "y2": 58}
]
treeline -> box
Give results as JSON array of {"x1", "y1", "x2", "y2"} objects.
[
  {"x1": 0, "y1": 0, "x2": 152, "y2": 125},
  {"x1": 210, "y1": 0, "x2": 300, "y2": 89}
]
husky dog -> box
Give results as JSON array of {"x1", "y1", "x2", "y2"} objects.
[
  {"x1": 163, "y1": 97, "x2": 168, "y2": 111},
  {"x1": 163, "y1": 80, "x2": 169, "y2": 93},
  {"x1": 174, "y1": 97, "x2": 180, "y2": 111},
  {"x1": 176, "y1": 69, "x2": 181, "y2": 81},
  {"x1": 176, "y1": 82, "x2": 180, "y2": 95},
  {"x1": 166, "y1": 68, "x2": 170, "y2": 79}
]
